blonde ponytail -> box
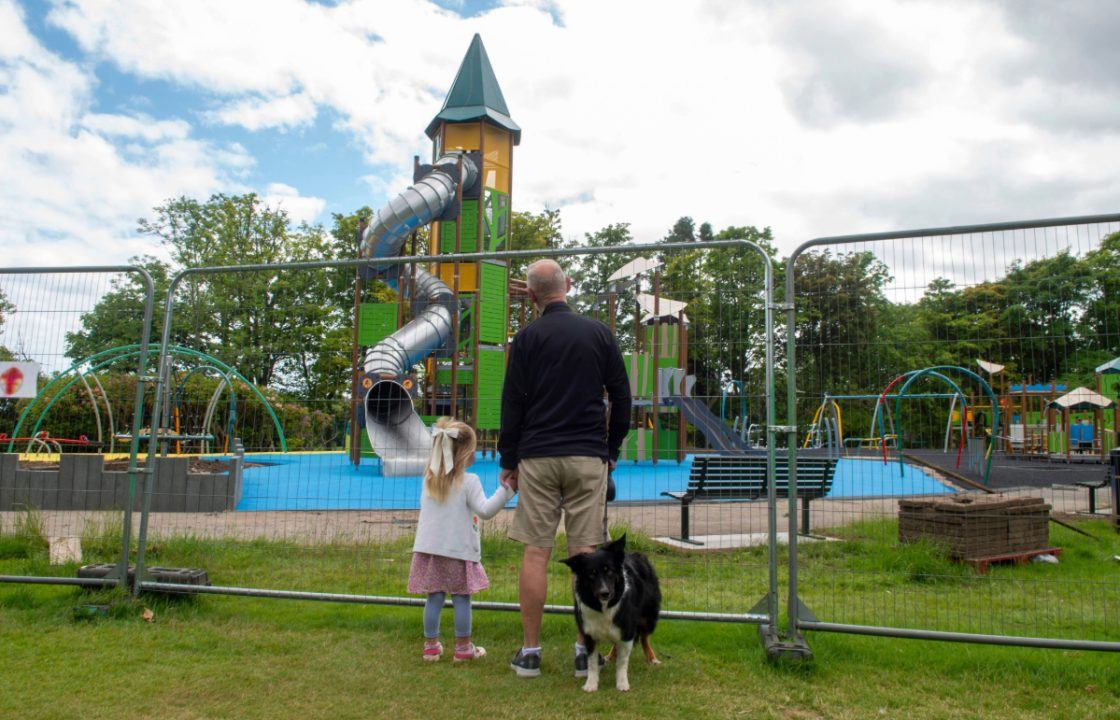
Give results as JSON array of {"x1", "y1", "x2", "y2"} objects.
[{"x1": 423, "y1": 417, "x2": 477, "y2": 502}]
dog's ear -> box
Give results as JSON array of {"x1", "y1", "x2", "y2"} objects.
[
  {"x1": 605, "y1": 534, "x2": 627, "y2": 556},
  {"x1": 559, "y1": 554, "x2": 586, "y2": 572}
]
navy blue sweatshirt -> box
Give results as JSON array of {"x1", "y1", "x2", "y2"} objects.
[{"x1": 498, "y1": 302, "x2": 632, "y2": 470}]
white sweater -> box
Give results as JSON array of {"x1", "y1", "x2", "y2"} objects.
[{"x1": 412, "y1": 473, "x2": 514, "y2": 563}]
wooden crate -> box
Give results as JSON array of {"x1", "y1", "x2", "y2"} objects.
[{"x1": 899, "y1": 494, "x2": 1050, "y2": 559}]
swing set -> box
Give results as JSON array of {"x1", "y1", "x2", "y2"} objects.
[{"x1": 804, "y1": 366, "x2": 998, "y2": 485}]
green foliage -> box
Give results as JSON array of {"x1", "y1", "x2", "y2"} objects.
[
  {"x1": 64, "y1": 257, "x2": 171, "y2": 363},
  {"x1": 509, "y1": 208, "x2": 562, "y2": 277},
  {"x1": 565, "y1": 222, "x2": 638, "y2": 347},
  {"x1": 64, "y1": 195, "x2": 364, "y2": 402},
  {"x1": 12, "y1": 507, "x2": 48, "y2": 556},
  {"x1": 3, "y1": 368, "x2": 338, "y2": 452},
  {"x1": 5, "y1": 369, "x2": 139, "y2": 447},
  {"x1": 915, "y1": 239, "x2": 1120, "y2": 382},
  {"x1": 80, "y1": 513, "x2": 125, "y2": 563},
  {"x1": 0, "y1": 287, "x2": 13, "y2": 360}
]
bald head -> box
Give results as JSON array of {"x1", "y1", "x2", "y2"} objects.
[{"x1": 526, "y1": 259, "x2": 569, "y2": 308}]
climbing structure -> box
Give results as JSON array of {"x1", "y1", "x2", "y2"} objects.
[{"x1": 351, "y1": 35, "x2": 517, "y2": 475}]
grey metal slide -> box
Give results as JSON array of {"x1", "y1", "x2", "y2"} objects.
[{"x1": 358, "y1": 152, "x2": 478, "y2": 476}]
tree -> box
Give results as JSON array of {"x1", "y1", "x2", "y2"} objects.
[
  {"x1": 1077, "y1": 231, "x2": 1120, "y2": 367},
  {"x1": 0, "y1": 287, "x2": 13, "y2": 361},
  {"x1": 509, "y1": 208, "x2": 563, "y2": 278},
  {"x1": 67, "y1": 194, "x2": 358, "y2": 400},
  {"x1": 999, "y1": 251, "x2": 1092, "y2": 382},
  {"x1": 793, "y1": 250, "x2": 894, "y2": 400},
  {"x1": 65, "y1": 256, "x2": 173, "y2": 362},
  {"x1": 659, "y1": 224, "x2": 776, "y2": 404},
  {"x1": 663, "y1": 216, "x2": 696, "y2": 244},
  {"x1": 565, "y1": 223, "x2": 639, "y2": 348},
  {"x1": 918, "y1": 278, "x2": 1008, "y2": 368}
]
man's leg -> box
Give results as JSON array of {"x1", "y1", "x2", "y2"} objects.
[
  {"x1": 519, "y1": 544, "x2": 552, "y2": 649},
  {"x1": 509, "y1": 458, "x2": 563, "y2": 675}
]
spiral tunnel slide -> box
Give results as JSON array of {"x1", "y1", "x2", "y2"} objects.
[{"x1": 359, "y1": 152, "x2": 478, "y2": 476}]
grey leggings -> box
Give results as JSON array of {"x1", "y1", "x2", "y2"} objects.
[{"x1": 423, "y1": 593, "x2": 472, "y2": 639}]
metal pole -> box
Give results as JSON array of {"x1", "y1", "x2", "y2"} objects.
[
  {"x1": 784, "y1": 263, "x2": 800, "y2": 641},
  {"x1": 449, "y1": 155, "x2": 462, "y2": 419},
  {"x1": 678, "y1": 309, "x2": 687, "y2": 462},
  {"x1": 651, "y1": 272, "x2": 660, "y2": 464},
  {"x1": 120, "y1": 268, "x2": 155, "y2": 592},
  {"x1": 137, "y1": 581, "x2": 770, "y2": 624},
  {"x1": 757, "y1": 252, "x2": 778, "y2": 640},
  {"x1": 349, "y1": 219, "x2": 366, "y2": 467},
  {"x1": 798, "y1": 621, "x2": 1120, "y2": 652}
]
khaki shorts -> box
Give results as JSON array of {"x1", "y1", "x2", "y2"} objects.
[{"x1": 509, "y1": 456, "x2": 608, "y2": 549}]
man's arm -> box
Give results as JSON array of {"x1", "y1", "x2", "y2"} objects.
[
  {"x1": 497, "y1": 336, "x2": 528, "y2": 472},
  {"x1": 603, "y1": 334, "x2": 631, "y2": 465}
]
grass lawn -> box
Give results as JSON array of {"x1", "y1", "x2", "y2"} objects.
[{"x1": 2, "y1": 514, "x2": 1120, "y2": 719}]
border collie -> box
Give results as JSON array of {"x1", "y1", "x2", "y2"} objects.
[{"x1": 560, "y1": 535, "x2": 661, "y2": 692}]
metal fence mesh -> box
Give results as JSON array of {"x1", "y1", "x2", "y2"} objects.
[
  {"x1": 787, "y1": 219, "x2": 1120, "y2": 643},
  {"x1": 4, "y1": 217, "x2": 1118, "y2": 651},
  {"x1": 131, "y1": 243, "x2": 778, "y2": 620},
  {"x1": 0, "y1": 268, "x2": 153, "y2": 587}
]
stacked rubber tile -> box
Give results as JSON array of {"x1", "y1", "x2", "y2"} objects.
[{"x1": 899, "y1": 493, "x2": 1050, "y2": 559}]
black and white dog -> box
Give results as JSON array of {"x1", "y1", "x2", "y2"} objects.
[{"x1": 560, "y1": 534, "x2": 661, "y2": 692}]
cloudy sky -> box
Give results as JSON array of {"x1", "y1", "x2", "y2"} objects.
[{"x1": 2, "y1": 0, "x2": 1119, "y2": 268}]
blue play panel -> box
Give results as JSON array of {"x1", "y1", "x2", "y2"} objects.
[{"x1": 227, "y1": 453, "x2": 953, "y2": 511}]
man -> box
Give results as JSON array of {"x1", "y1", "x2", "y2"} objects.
[{"x1": 499, "y1": 259, "x2": 632, "y2": 679}]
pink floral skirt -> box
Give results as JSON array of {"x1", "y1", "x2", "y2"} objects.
[{"x1": 408, "y1": 552, "x2": 490, "y2": 595}]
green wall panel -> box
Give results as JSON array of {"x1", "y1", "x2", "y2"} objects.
[
  {"x1": 439, "y1": 199, "x2": 479, "y2": 253},
  {"x1": 479, "y1": 261, "x2": 508, "y2": 344},
  {"x1": 643, "y1": 324, "x2": 680, "y2": 365},
  {"x1": 622, "y1": 429, "x2": 679, "y2": 460},
  {"x1": 435, "y1": 367, "x2": 474, "y2": 385},
  {"x1": 476, "y1": 347, "x2": 506, "y2": 429},
  {"x1": 624, "y1": 353, "x2": 679, "y2": 397},
  {"x1": 358, "y1": 303, "x2": 397, "y2": 346},
  {"x1": 483, "y1": 189, "x2": 510, "y2": 252}
]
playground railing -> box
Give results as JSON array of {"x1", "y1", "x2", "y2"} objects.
[
  {"x1": 0, "y1": 266, "x2": 157, "y2": 591},
  {"x1": 785, "y1": 212, "x2": 1120, "y2": 654},
  {"x1": 128, "y1": 240, "x2": 789, "y2": 635}
]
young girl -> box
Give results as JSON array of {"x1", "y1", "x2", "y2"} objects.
[{"x1": 409, "y1": 417, "x2": 514, "y2": 662}]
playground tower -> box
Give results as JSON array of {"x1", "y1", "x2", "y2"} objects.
[
  {"x1": 425, "y1": 34, "x2": 518, "y2": 441},
  {"x1": 352, "y1": 35, "x2": 518, "y2": 474}
]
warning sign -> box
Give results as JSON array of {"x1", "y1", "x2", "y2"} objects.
[{"x1": 0, "y1": 362, "x2": 38, "y2": 399}]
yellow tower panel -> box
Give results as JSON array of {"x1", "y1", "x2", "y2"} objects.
[
  {"x1": 439, "y1": 262, "x2": 478, "y2": 293},
  {"x1": 482, "y1": 166, "x2": 510, "y2": 193},
  {"x1": 482, "y1": 124, "x2": 511, "y2": 168},
  {"x1": 443, "y1": 123, "x2": 481, "y2": 152}
]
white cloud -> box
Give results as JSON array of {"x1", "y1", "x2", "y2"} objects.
[
  {"x1": 263, "y1": 182, "x2": 327, "y2": 225},
  {"x1": 206, "y1": 93, "x2": 318, "y2": 131},
  {"x1": 15, "y1": 0, "x2": 1120, "y2": 260},
  {"x1": 0, "y1": 0, "x2": 333, "y2": 272},
  {"x1": 80, "y1": 112, "x2": 190, "y2": 141}
]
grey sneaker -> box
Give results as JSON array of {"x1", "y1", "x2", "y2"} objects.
[
  {"x1": 510, "y1": 649, "x2": 541, "y2": 678},
  {"x1": 573, "y1": 649, "x2": 607, "y2": 678}
]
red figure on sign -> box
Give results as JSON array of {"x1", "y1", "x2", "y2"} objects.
[{"x1": 1, "y1": 366, "x2": 23, "y2": 395}]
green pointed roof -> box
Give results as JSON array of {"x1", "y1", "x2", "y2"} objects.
[{"x1": 425, "y1": 34, "x2": 521, "y2": 145}]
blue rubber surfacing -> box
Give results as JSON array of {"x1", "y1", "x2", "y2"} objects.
[{"x1": 228, "y1": 453, "x2": 953, "y2": 511}]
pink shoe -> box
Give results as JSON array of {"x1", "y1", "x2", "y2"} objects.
[
  {"x1": 423, "y1": 640, "x2": 443, "y2": 662},
  {"x1": 453, "y1": 644, "x2": 486, "y2": 662}
]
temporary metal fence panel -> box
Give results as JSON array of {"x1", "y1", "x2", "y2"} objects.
[
  {"x1": 130, "y1": 240, "x2": 779, "y2": 627},
  {"x1": 0, "y1": 266, "x2": 156, "y2": 590},
  {"x1": 785, "y1": 214, "x2": 1120, "y2": 651}
]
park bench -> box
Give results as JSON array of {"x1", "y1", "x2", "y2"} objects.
[{"x1": 661, "y1": 454, "x2": 839, "y2": 545}]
